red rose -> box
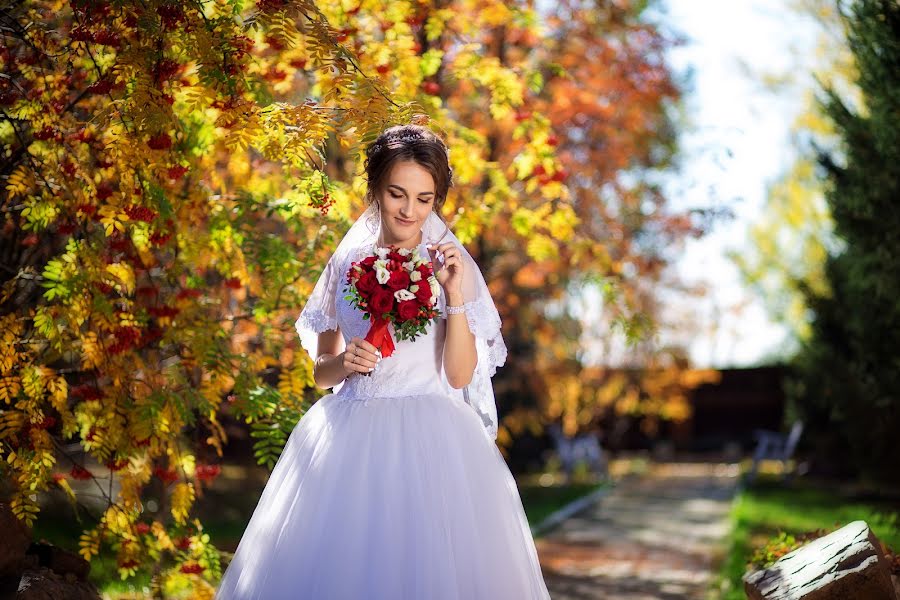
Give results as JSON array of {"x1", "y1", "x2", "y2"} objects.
[
  {"x1": 387, "y1": 269, "x2": 410, "y2": 291},
  {"x1": 397, "y1": 300, "x2": 419, "y2": 321},
  {"x1": 388, "y1": 249, "x2": 405, "y2": 262},
  {"x1": 356, "y1": 271, "x2": 379, "y2": 295},
  {"x1": 370, "y1": 288, "x2": 394, "y2": 315},
  {"x1": 414, "y1": 282, "x2": 433, "y2": 304},
  {"x1": 362, "y1": 256, "x2": 377, "y2": 268}
]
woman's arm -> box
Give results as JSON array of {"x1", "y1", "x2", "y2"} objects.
[
  {"x1": 313, "y1": 328, "x2": 350, "y2": 389},
  {"x1": 443, "y1": 290, "x2": 477, "y2": 388},
  {"x1": 313, "y1": 327, "x2": 381, "y2": 389}
]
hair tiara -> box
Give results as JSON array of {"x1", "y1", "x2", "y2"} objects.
[{"x1": 366, "y1": 131, "x2": 451, "y2": 159}]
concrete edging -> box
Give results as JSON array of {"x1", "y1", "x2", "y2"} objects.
[{"x1": 530, "y1": 484, "x2": 612, "y2": 538}]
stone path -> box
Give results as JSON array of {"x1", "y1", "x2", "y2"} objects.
[{"x1": 535, "y1": 462, "x2": 740, "y2": 600}]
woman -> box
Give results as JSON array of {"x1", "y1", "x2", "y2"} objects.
[{"x1": 215, "y1": 124, "x2": 551, "y2": 599}]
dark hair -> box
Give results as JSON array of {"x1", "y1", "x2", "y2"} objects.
[{"x1": 363, "y1": 124, "x2": 453, "y2": 220}]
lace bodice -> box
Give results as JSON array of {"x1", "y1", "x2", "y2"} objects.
[{"x1": 332, "y1": 240, "x2": 452, "y2": 401}]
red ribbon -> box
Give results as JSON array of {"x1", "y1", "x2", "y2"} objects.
[{"x1": 364, "y1": 315, "x2": 395, "y2": 358}]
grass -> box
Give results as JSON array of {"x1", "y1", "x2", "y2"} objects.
[
  {"x1": 518, "y1": 478, "x2": 607, "y2": 533},
  {"x1": 714, "y1": 474, "x2": 900, "y2": 600}
]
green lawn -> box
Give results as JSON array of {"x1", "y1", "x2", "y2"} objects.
[
  {"x1": 518, "y1": 479, "x2": 606, "y2": 534},
  {"x1": 715, "y1": 475, "x2": 900, "y2": 600}
]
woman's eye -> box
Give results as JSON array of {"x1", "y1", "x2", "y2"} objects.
[
  {"x1": 419, "y1": 198, "x2": 430, "y2": 204},
  {"x1": 390, "y1": 193, "x2": 403, "y2": 199}
]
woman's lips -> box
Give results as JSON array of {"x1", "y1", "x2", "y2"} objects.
[{"x1": 396, "y1": 217, "x2": 415, "y2": 225}]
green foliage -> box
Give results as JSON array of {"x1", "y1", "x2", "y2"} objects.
[
  {"x1": 248, "y1": 404, "x2": 305, "y2": 470},
  {"x1": 748, "y1": 529, "x2": 829, "y2": 569},
  {"x1": 790, "y1": 0, "x2": 900, "y2": 482}
]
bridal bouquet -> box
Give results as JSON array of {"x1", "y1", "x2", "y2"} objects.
[{"x1": 343, "y1": 244, "x2": 442, "y2": 364}]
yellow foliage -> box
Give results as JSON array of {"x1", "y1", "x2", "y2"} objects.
[
  {"x1": 79, "y1": 528, "x2": 103, "y2": 562},
  {"x1": 0, "y1": 376, "x2": 21, "y2": 405},
  {"x1": 1, "y1": 0, "x2": 572, "y2": 586},
  {"x1": 171, "y1": 482, "x2": 196, "y2": 525},
  {"x1": 5, "y1": 164, "x2": 34, "y2": 198},
  {"x1": 105, "y1": 262, "x2": 135, "y2": 295},
  {"x1": 526, "y1": 234, "x2": 558, "y2": 261}
]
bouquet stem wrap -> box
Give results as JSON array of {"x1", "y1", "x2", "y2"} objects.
[{"x1": 365, "y1": 315, "x2": 396, "y2": 359}]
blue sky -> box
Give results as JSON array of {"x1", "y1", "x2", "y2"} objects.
[{"x1": 577, "y1": 0, "x2": 825, "y2": 368}]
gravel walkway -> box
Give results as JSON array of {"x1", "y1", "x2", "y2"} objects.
[{"x1": 536, "y1": 462, "x2": 740, "y2": 599}]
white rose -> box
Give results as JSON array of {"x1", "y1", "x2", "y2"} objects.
[
  {"x1": 375, "y1": 247, "x2": 389, "y2": 259},
  {"x1": 374, "y1": 260, "x2": 390, "y2": 285},
  {"x1": 403, "y1": 260, "x2": 415, "y2": 271},
  {"x1": 410, "y1": 284, "x2": 419, "y2": 293},
  {"x1": 428, "y1": 276, "x2": 440, "y2": 300},
  {"x1": 394, "y1": 289, "x2": 416, "y2": 302},
  {"x1": 398, "y1": 247, "x2": 411, "y2": 257},
  {"x1": 410, "y1": 270, "x2": 422, "y2": 282}
]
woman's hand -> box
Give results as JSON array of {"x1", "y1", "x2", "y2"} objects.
[
  {"x1": 342, "y1": 337, "x2": 381, "y2": 374},
  {"x1": 427, "y1": 241, "x2": 464, "y2": 297}
]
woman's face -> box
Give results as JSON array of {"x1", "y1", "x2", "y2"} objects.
[{"x1": 376, "y1": 159, "x2": 435, "y2": 249}]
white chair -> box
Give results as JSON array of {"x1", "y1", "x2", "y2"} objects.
[
  {"x1": 547, "y1": 423, "x2": 607, "y2": 482},
  {"x1": 747, "y1": 421, "x2": 804, "y2": 483}
]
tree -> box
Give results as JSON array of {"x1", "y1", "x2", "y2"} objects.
[
  {"x1": 792, "y1": 0, "x2": 900, "y2": 481},
  {"x1": 460, "y1": 0, "x2": 716, "y2": 443},
  {"x1": 734, "y1": 0, "x2": 857, "y2": 351},
  {"x1": 0, "y1": 0, "x2": 563, "y2": 592}
]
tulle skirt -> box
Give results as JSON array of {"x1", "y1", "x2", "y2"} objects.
[{"x1": 214, "y1": 390, "x2": 551, "y2": 600}]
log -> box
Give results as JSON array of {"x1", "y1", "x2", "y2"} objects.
[{"x1": 744, "y1": 520, "x2": 897, "y2": 600}]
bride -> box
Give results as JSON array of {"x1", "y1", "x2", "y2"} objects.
[{"x1": 215, "y1": 124, "x2": 551, "y2": 599}]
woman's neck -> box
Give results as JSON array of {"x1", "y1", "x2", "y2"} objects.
[{"x1": 378, "y1": 228, "x2": 423, "y2": 250}]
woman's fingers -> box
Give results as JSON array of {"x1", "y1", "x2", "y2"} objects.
[
  {"x1": 427, "y1": 242, "x2": 459, "y2": 274},
  {"x1": 348, "y1": 337, "x2": 381, "y2": 372}
]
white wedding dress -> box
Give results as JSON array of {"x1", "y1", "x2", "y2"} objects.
[{"x1": 215, "y1": 238, "x2": 551, "y2": 599}]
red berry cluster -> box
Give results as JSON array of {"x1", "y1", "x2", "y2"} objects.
[
  {"x1": 70, "y1": 465, "x2": 93, "y2": 480},
  {"x1": 70, "y1": 384, "x2": 104, "y2": 400},
  {"x1": 150, "y1": 231, "x2": 172, "y2": 246},
  {"x1": 232, "y1": 35, "x2": 255, "y2": 59},
  {"x1": 147, "y1": 132, "x2": 172, "y2": 150},
  {"x1": 96, "y1": 183, "x2": 114, "y2": 200},
  {"x1": 167, "y1": 164, "x2": 188, "y2": 180},
  {"x1": 147, "y1": 305, "x2": 179, "y2": 318},
  {"x1": 175, "y1": 288, "x2": 202, "y2": 300},
  {"x1": 195, "y1": 464, "x2": 221, "y2": 482},
  {"x1": 124, "y1": 205, "x2": 158, "y2": 223},
  {"x1": 105, "y1": 457, "x2": 128, "y2": 471},
  {"x1": 312, "y1": 190, "x2": 335, "y2": 216},
  {"x1": 180, "y1": 562, "x2": 203, "y2": 574},
  {"x1": 33, "y1": 126, "x2": 60, "y2": 141},
  {"x1": 86, "y1": 79, "x2": 113, "y2": 95},
  {"x1": 108, "y1": 326, "x2": 142, "y2": 354},
  {"x1": 153, "y1": 465, "x2": 179, "y2": 483},
  {"x1": 153, "y1": 58, "x2": 182, "y2": 84},
  {"x1": 156, "y1": 4, "x2": 186, "y2": 29}
]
